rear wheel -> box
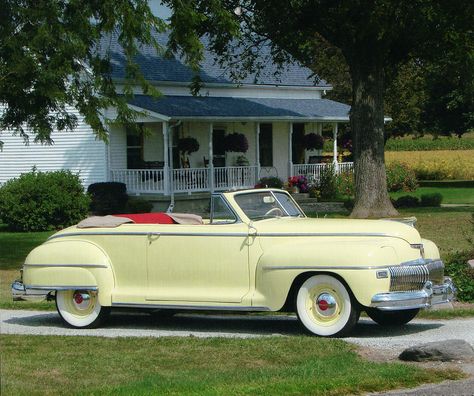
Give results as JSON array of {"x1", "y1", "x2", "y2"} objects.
[
  {"x1": 56, "y1": 290, "x2": 110, "y2": 328},
  {"x1": 296, "y1": 275, "x2": 359, "y2": 337},
  {"x1": 366, "y1": 308, "x2": 420, "y2": 326}
]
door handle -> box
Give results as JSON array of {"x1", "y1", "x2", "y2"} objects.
[{"x1": 147, "y1": 232, "x2": 160, "y2": 244}]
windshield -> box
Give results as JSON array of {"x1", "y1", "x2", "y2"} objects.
[{"x1": 234, "y1": 191, "x2": 304, "y2": 220}]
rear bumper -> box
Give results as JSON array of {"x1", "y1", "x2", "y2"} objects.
[
  {"x1": 370, "y1": 277, "x2": 456, "y2": 311},
  {"x1": 11, "y1": 281, "x2": 51, "y2": 302}
]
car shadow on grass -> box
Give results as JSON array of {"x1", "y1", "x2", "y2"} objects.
[{"x1": 3, "y1": 311, "x2": 443, "y2": 338}]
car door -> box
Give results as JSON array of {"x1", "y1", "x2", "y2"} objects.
[{"x1": 145, "y1": 222, "x2": 250, "y2": 303}]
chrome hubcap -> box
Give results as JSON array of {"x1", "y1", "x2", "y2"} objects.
[
  {"x1": 73, "y1": 291, "x2": 91, "y2": 311},
  {"x1": 315, "y1": 293, "x2": 337, "y2": 317}
]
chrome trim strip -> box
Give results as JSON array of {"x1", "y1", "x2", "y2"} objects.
[
  {"x1": 25, "y1": 285, "x2": 98, "y2": 291},
  {"x1": 262, "y1": 265, "x2": 391, "y2": 271},
  {"x1": 258, "y1": 232, "x2": 389, "y2": 237},
  {"x1": 49, "y1": 231, "x2": 249, "y2": 240},
  {"x1": 112, "y1": 302, "x2": 271, "y2": 311},
  {"x1": 23, "y1": 264, "x2": 108, "y2": 268}
]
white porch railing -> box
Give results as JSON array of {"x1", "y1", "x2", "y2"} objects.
[
  {"x1": 172, "y1": 167, "x2": 209, "y2": 193},
  {"x1": 111, "y1": 166, "x2": 258, "y2": 194},
  {"x1": 293, "y1": 162, "x2": 354, "y2": 182},
  {"x1": 110, "y1": 169, "x2": 165, "y2": 193},
  {"x1": 214, "y1": 166, "x2": 258, "y2": 191}
]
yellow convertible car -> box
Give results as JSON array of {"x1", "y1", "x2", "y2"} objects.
[{"x1": 12, "y1": 188, "x2": 455, "y2": 336}]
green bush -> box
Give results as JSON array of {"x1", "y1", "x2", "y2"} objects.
[
  {"x1": 336, "y1": 172, "x2": 354, "y2": 199},
  {"x1": 88, "y1": 182, "x2": 128, "y2": 215},
  {"x1": 420, "y1": 193, "x2": 443, "y2": 207},
  {"x1": 385, "y1": 136, "x2": 474, "y2": 151},
  {"x1": 255, "y1": 177, "x2": 283, "y2": 189},
  {"x1": 318, "y1": 164, "x2": 338, "y2": 199},
  {"x1": 0, "y1": 170, "x2": 90, "y2": 231},
  {"x1": 393, "y1": 195, "x2": 420, "y2": 208},
  {"x1": 123, "y1": 198, "x2": 153, "y2": 214},
  {"x1": 444, "y1": 250, "x2": 474, "y2": 302},
  {"x1": 386, "y1": 162, "x2": 418, "y2": 192}
]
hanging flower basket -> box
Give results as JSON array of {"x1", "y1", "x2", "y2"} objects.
[
  {"x1": 303, "y1": 133, "x2": 324, "y2": 150},
  {"x1": 224, "y1": 133, "x2": 249, "y2": 153},
  {"x1": 177, "y1": 136, "x2": 200, "y2": 155}
]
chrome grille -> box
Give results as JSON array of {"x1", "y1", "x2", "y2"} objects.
[{"x1": 388, "y1": 259, "x2": 444, "y2": 292}]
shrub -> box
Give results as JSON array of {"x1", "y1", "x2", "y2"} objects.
[
  {"x1": 420, "y1": 193, "x2": 443, "y2": 207},
  {"x1": 0, "y1": 170, "x2": 90, "y2": 231},
  {"x1": 386, "y1": 162, "x2": 418, "y2": 192},
  {"x1": 255, "y1": 177, "x2": 283, "y2": 189},
  {"x1": 123, "y1": 198, "x2": 153, "y2": 214},
  {"x1": 336, "y1": 172, "x2": 354, "y2": 199},
  {"x1": 88, "y1": 182, "x2": 128, "y2": 215},
  {"x1": 318, "y1": 165, "x2": 338, "y2": 199},
  {"x1": 444, "y1": 250, "x2": 474, "y2": 302},
  {"x1": 302, "y1": 133, "x2": 324, "y2": 150},
  {"x1": 394, "y1": 195, "x2": 420, "y2": 208}
]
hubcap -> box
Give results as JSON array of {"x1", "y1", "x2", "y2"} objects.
[
  {"x1": 72, "y1": 291, "x2": 92, "y2": 311},
  {"x1": 315, "y1": 293, "x2": 337, "y2": 317}
]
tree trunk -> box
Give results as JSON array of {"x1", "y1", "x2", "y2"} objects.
[{"x1": 349, "y1": 62, "x2": 398, "y2": 218}]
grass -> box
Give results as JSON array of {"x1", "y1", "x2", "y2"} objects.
[
  {"x1": 418, "y1": 307, "x2": 474, "y2": 319},
  {"x1": 390, "y1": 186, "x2": 474, "y2": 204},
  {"x1": 385, "y1": 132, "x2": 474, "y2": 151},
  {"x1": 0, "y1": 335, "x2": 463, "y2": 396}
]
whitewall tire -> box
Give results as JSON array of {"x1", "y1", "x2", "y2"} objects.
[
  {"x1": 56, "y1": 290, "x2": 109, "y2": 328},
  {"x1": 296, "y1": 275, "x2": 359, "y2": 337}
]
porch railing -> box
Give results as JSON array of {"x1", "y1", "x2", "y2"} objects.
[
  {"x1": 110, "y1": 165, "x2": 258, "y2": 194},
  {"x1": 110, "y1": 169, "x2": 165, "y2": 193},
  {"x1": 293, "y1": 162, "x2": 354, "y2": 182}
]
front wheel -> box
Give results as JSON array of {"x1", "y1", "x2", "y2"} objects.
[
  {"x1": 366, "y1": 308, "x2": 420, "y2": 326},
  {"x1": 296, "y1": 275, "x2": 359, "y2": 337},
  {"x1": 56, "y1": 290, "x2": 110, "y2": 328}
]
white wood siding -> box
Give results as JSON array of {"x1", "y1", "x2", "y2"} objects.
[{"x1": 0, "y1": 108, "x2": 107, "y2": 188}]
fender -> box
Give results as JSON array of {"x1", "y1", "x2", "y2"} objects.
[
  {"x1": 22, "y1": 239, "x2": 115, "y2": 306},
  {"x1": 253, "y1": 237, "x2": 418, "y2": 309}
]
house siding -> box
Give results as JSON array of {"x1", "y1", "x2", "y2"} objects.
[{"x1": 0, "y1": 107, "x2": 107, "y2": 188}]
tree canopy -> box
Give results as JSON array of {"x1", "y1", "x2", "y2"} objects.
[{"x1": 0, "y1": 0, "x2": 165, "y2": 148}]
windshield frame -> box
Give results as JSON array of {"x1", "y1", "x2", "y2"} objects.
[{"x1": 232, "y1": 189, "x2": 305, "y2": 221}]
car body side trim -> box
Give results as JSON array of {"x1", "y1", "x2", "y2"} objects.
[
  {"x1": 23, "y1": 264, "x2": 108, "y2": 269},
  {"x1": 48, "y1": 231, "x2": 249, "y2": 240},
  {"x1": 112, "y1": 302, "x2": 271, "y2": 311},
  {"x1": 262, "y1": 265, "x2": 391, "y2": 271},
  {"x1": 25, "y1": 285, "x2": 98, "y2": 291}
]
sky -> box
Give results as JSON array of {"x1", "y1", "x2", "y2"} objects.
[{"x1": 148, "y1": 1, "x2": 172, "y2": 19}]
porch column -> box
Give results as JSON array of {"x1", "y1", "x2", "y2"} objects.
[
  {"x1": 162, "y1": 122, "x2": 170, "y2": 194},
  {"x1": 208, "y1": 122, "x2": 215, "y2": 192},
  {"x1": 288, "y1": 122, "x2": 293, "y2": 177},
  {"x1": 332, "y1": 123, "x2": 339, "y2": 172},
  {"x1": 255, "y1": 122, "x2": 260, "y2": 183}
]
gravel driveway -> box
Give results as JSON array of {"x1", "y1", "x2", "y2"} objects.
[{"x1": 2, "y1": 309, "x2": 474, "y2": 352}]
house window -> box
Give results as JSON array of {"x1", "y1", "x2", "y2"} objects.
[
  {"x1": 126, "y1": 127, "x2": 143, "y2": 169},
  {"x1": 259, "y1": 123, "x2": 273, "y2": 167},
  {"x1": 292, "y1": 123, "x2": 305, "y2": 164},
  {"x1": 213, "y1": 129, "x2": 226, "y2": 167}
]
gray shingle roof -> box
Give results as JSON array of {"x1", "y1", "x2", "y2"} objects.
[
  {"x1": 102, "y1": 32, "x2": 330, "y2": 88},
  {"x1": 129, "y1": 95, "x2": 350, "y2": 120}
]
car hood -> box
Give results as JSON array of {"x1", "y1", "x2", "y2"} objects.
[{"x1": 252, "y1": 217, "x2": 422, "y2": 244}]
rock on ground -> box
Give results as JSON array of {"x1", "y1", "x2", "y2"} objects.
[{"x1": 399, "y1": 339, "x2": 474, "y2": 362}]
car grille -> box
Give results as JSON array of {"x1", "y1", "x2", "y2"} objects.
[{"x1": 388, "y1": 259, "x2": 444, "y2": 292}]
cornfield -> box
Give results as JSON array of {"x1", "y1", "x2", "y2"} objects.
[{"x1": 385, "y1": 150, "x2": 474, "y2": 180}]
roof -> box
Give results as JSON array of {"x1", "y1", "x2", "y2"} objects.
[
  {"x1": 129, "y1": 95, "x2": 350, "y2": 121},
  {"x1": 101, "y1": 32, "x2": 330, "y2": 88}
]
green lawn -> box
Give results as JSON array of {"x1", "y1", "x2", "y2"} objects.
[
  {"x1": 0, "y1": 335, "x2": 462, "y2": 396},
  {"x1": 390, "y1": 186, "x2": 474, "y2": 204}
]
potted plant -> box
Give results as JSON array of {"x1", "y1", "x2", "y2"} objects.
[
  {"x1": 235, "y1": 155, "x2": 250, "y2": 166},
  {"x1": 177, "y1": 137, "x2": 199, "y2": 167},
  {"x1": 224, "y1": 133, "x2": 249, "y2": 153},
  {"x1": 302, "y1": 133, "x2": 324, "y2": 151},
  {"x1": 288, "y1": 175, "x2": 309, "y2": 193}
]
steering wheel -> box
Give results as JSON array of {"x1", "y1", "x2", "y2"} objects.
[{"x1": 264, "y1": 207, "x2": 283, "y2": 217}]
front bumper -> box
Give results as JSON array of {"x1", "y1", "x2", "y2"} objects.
[
  {"x1": 11, "y1": 281, "x2": 51, "y2": 302},
  {"x1": 370, "y1": 277, "x2": 456, "y2": 311}
]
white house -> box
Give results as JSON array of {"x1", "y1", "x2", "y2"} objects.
[{"x1": 0, "y1": 32, "x2": 352, "y2": 195}]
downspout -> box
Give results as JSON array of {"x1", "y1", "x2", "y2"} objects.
[{"x1": 166, "y1": 120, "x2": 182, "y2": 213}]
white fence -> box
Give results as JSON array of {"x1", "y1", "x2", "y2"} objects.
[
  {"x1": 293, "y1": 162, "x2": 354, "y2": 183},
  {"x1": 111, "y1": 165, "x2": 258, "y2": 194}
]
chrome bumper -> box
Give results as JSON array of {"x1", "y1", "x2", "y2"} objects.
[
  {"x1": 370, "y1": 277, "x2": 456, "y2": 311},
  {"x1": 11, "y1": 281, "x2": 51, "y2": 302}
]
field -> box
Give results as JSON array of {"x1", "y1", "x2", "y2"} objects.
[
  {"x1": 385, "y1": 150, "x2": 474, "y2": 180},
  {"x1": 385, "y1": 132, "x2": 474, "y2": 151}
]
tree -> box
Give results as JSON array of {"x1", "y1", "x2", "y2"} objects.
[
  {"x1": 163, "y1": 0, "x2": 473, "y2": 217},
  {"x1": 0, "y1": 0, "x2": 164, "y2": 148}
]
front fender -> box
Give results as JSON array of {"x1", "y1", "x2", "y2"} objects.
[
  {"x1": 253, "y1": 237, "x2": 418, "y2": 309},
  {"x1": 22, "y1": 239, "x2": 115, "y2": 306}
]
